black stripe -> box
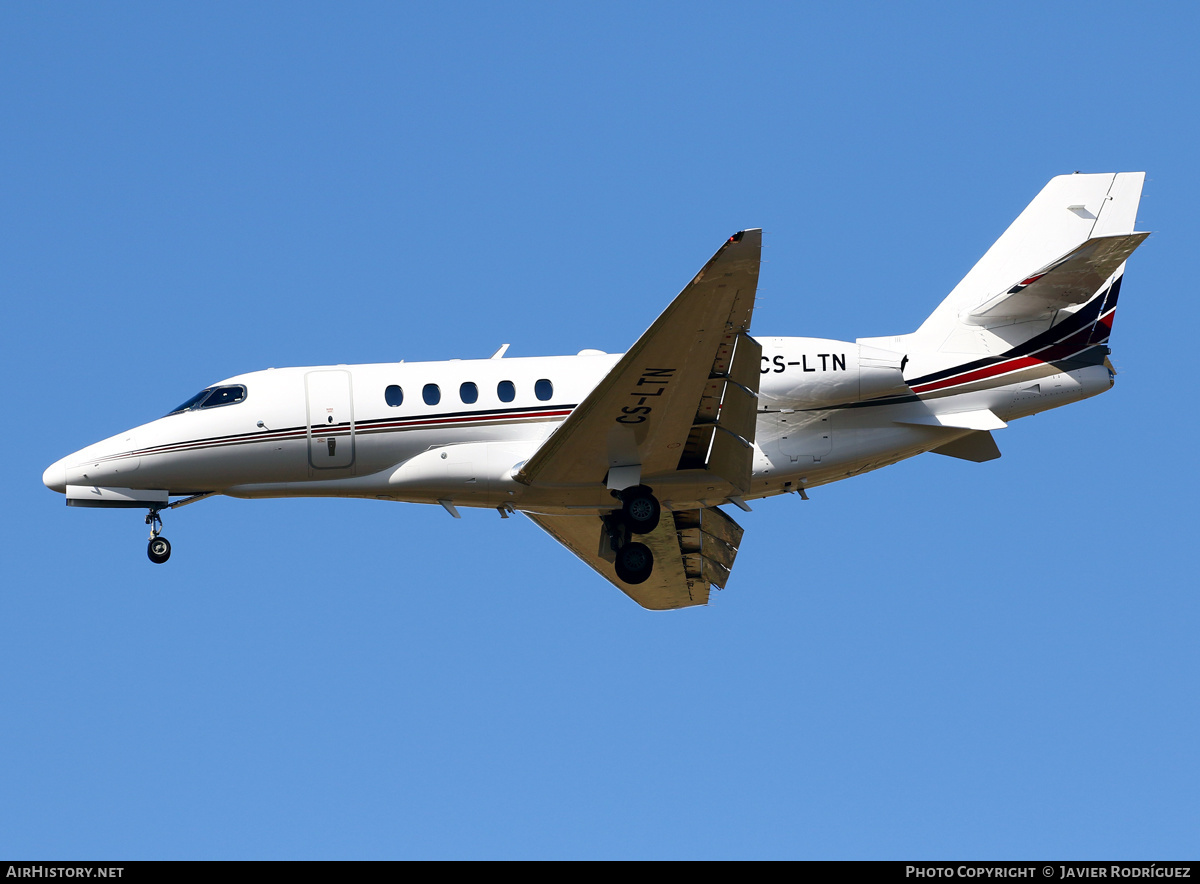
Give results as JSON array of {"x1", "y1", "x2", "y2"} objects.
[{"x1": 905, "y1": 281, "x2": 1116, "y2": 387}]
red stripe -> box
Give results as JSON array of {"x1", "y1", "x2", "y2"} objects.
[{"x1": 911, "y1": 356, "x2": 1042, "y2": 394}]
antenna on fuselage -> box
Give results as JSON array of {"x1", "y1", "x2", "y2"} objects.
[{"x1": 490, "y1": 344, "x2": 510, "y2": 359}]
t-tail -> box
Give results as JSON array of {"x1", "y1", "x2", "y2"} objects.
[{"x1": 862, "y1": 172, "x2": 1147, "y2": 403}]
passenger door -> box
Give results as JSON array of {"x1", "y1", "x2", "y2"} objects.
[{"x1": 305, "y1": 370, "x2": 355, "y2": 470}]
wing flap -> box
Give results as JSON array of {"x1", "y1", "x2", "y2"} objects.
[
  {"x1": 728, "y1": 333, "x2": 763, "y2": 392},
  {"x1": 675, "y1": 330, "x2": 761, "y2": 492},
  {"x1": 706, "y1": 428, "x2": 753, "y2": 493},
  {"x1": 716, "y1": 381, "x2": 758, "y2": 442},
  {"x1": 676, "y1": 506, "x2": 743, "y2": 590},
  {"x1": 683, "y1": 554, "x2": 732, "y2": 590},
  {"x1": 696, "y1": 377, "x2": 723, "y2": 423}
]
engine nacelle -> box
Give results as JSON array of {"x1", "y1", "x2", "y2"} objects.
[{"x1": 758, "y1": 337, "x2": 909, "y2": 409}]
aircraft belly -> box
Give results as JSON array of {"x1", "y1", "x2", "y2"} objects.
[
  {"x1": 386, "y1": 439, "x2": 540, "y2": 505},
  {"x1": 351, "y1": 421, "x2": 554, "y2": 477},
  {"x1": 773, "y1": 411, "x2": 833, "y2": 461},
  {"x1": 751, "y1": 413, "x2": 955, "y2": 495}
]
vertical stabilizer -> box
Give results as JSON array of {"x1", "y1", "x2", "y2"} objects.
[{"x1": 906, "y1": 172, "x2": 1144, "y2": 356}]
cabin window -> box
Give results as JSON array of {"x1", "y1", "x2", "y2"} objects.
[
  {"x1": 167, "y1": 389, "x2": 213, "y2": 415},
  {"x1": 200, "y1": 385, "x2": 247, "y2": 409},
  {"x1": 460, "y1": 382, "x2": 478, "y2": 404},
  {"x1": 535, "y1": 379, "x2": 553, "y2": 401},
  {"x1": 497, "y1": 380, "x2": 516, "y2": 403},
  {"x1": 423, "y1": 383, "x2": 441, "y2": 406},
  {"x1": 385, "y1": 385, "x2": 404, "y2": 407}
]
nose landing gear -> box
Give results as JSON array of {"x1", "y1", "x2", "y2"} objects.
[
  {"x1": 135, "y1": 493, "x2": 212, "y2": 564},
  {"x1": 146, "y1": 507, "x2": 171, "y2": 564}
]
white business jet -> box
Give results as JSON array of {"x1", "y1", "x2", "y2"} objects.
[{"x1": 43, "y1": 173, "x2": 1147, "y2": 609}]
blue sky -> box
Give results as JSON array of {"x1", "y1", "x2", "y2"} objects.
[{"x1": 3, "y1": 1, "x2": 1198, "y2": 859}]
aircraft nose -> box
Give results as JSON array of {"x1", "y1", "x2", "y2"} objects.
[{"x1": 42, "y1": 459, "x2": 68, "y2": 493}]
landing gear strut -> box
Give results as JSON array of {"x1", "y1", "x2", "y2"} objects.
[
  {"x1": 146, "y1": 507, "x2": 171, "y2": 564},
  {"x1": 604, "y1": 485, "x2": 662, "y2": 585}
]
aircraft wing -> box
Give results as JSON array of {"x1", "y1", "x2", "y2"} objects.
[
  {"x1": 966, "y1": 233, "x2": 1149, "y2": 326},
  {"x1": 514, "y1": 229, "x2": 763, "y2": 493},
  {"x1": 527, "y1": 506, "x2": 745, "y2": 610}
]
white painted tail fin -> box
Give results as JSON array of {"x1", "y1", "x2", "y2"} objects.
[{"x1": 905, "y1": 172, "x2": 1145, "y2": 356}]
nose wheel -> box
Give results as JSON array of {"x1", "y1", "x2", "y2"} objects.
[
  {"x1": 148, "y1": 536, "x2": 171, "y2": 564},
  {"x1": 145, "y1": 507, "x2": 171, "y2": 564}
]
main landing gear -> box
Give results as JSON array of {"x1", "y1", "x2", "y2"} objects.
[
  {"x1": 619, "y1": 485, "x2": 661, "y2": 534},
  {"x1": 146, "y1": 507, "x2": 171, "y2": 564},
  {"x1": 606, "y1": 485, "x2": 660, "y2": 586}
]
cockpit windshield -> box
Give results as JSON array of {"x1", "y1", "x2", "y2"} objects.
[
  {"x1": 165, "y1": 384, "x2": 247, "y2": 416},
  {"x1": 167, "y1": 389, "x2": 213, "y2": 415},
  {"x1": 204, "y1": 386, "x2": 246, "y2": 408}
]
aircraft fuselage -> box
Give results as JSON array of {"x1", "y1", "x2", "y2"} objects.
[{"x1": 42, "y1": 340, "x2": 1112, "y2": 515}]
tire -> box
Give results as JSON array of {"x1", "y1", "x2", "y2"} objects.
[
  {"x1": 620, "y1": 486, "x2": 661, "y2": 534},
  {"x1": 614, "y1": 542, "x2": 653, "y2": 585},
  {"x1": 147, "y1": 537, "x2": 171, "y2": 564}
]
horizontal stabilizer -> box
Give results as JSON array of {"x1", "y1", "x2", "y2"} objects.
[
  {"x1": 966, "y1": 233, "x2": 1148, "y2": 326},
  {"x1": 930, "y1": 431, "x2": 1001, "y2": 463},
  {"x1": 896, "y1": 409, "x2": 1007, "y2": 431}
]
